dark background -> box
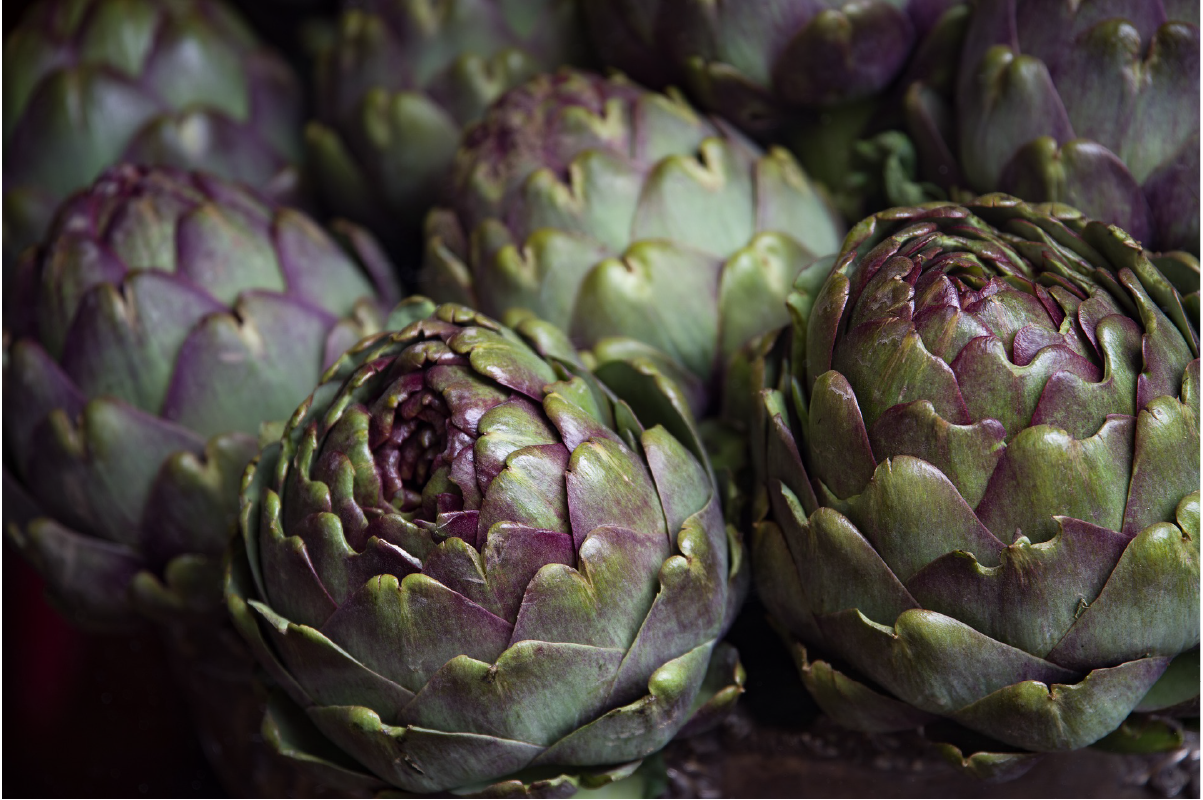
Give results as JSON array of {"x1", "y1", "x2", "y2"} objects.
[{"x1": 4, "y1": 550, "x2": 224, "y2": 797}]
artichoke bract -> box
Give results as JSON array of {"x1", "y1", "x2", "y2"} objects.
[
  {"x1": 909, "y1": 0, "x2": 1200, "y2": 254},
  {"x1": 753, "y1": 196, "x2": 1200, "y2": 768},
  {"x1": 4, "y1": 0, "x2": 305, "y2": 264},
  {"x1": 307, "y1": 0, "x2": 587, "y2": 259},
  {"x1": 425, "y1": 69, "x2": 844, "y2": 409},
  {"x1": 227, "y1": 299, "x2": 746, "y2": 795},
  {"x1": 5, "y1": 164, "x2": 400, "y2": 628}
]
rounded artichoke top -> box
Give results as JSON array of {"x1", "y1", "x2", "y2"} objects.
[
  {"x1": 449, "y1": 69, "x2": 730, "y2": 233},
  {"x1": 750, "y1": 197, "x2": 1199, "y2": 758},
  {"x1": 954, "y1": 0, "x2": 1199, "y2": 252},
  {"x1": 231, "y1": 300, "x2": 744, "y2": 793},
  {"x1": 801, "y1": 195, "x2": 1198, "y2": 539},
  {"x1": 427, "y1": 69, "x2": 844, "y2": 402},
  {"x1": 4, "y1": 165, "x2": 399, "y2": 628},
  {"x1": 4, "y1": 0, "x2": 303, "y2": 259},
  {"x1": 10, "y1": 164, "x2": 395, "y2": 439}
]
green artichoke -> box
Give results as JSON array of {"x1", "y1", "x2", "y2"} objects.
[
  {"x1": 425, "y1": 69, "x2": 844, "y2": 409},
  {"x1": 227, "y1": 299, "x2": 746, "y2": 795},
  {"x1": 5, "y1": 164, "x2": 399, "y2": 628},
  {"x1": 3, "y1": 0, "x2": 305, "y2": 266},
  {"x1": 307, "y1": 0, "x2": 587, "y2": 260},
  {"x1": 581, "y1": 2, "x2": 973, "y2": 220},
  {"x1": 907, "y1": 0, "x2": 1200, "y2": 254},
  {"x1": 752, "y1": 196, "x2": 1200, "y2": 769}
]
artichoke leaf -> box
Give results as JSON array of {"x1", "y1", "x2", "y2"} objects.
[
  {"x1": 792, "y1": 641, "x2": 938, "y2": 734},
  {"x1": 806, "y1": 370, "x2": 877, "y2": 500},
  {"x1": 483, "y1": 522, "x2": 576, "y2": 623},
  {"x1": 751, "y1": 519, "x2": 822, "y2": 647},
  {"x1": 1136, "y1": 648, "x2": 1201, "y2": 713},
  {"x1": 1026, "y1": 313, "x2": 1143, "y2": 439},
  {"x1": 868, "y1": 400, "x2": 1006, "y2": 508},
  {"x1": 400, "y1": 641, "x2": 625, "y2": 747},
  {"x1": 509, "y1": 525, "x2": 667, "y2": 651},
  {"x1": 607, "y1": 497, "x2": 732, "y2": 707},
  {"x1": 843, "y1": 456, "x2": 1005, "y2": 581},
  {"x1": 675, "y1": 641, "x2": 745, "y2": 738},
  {"x1": 564, "y1": 437, "x2": 663, "y2": 552},
  {"x1": 262, "y1": 690, "x2": 389, "y2": 795},
  {"x1": 308, "y1": 704, "x2": 543, "y2": 795},
  {"x1": 975, "y1": 417, "x2": 1135, "y2": 545},
  {"x1": 905, "y1": 517, "x2": 1131, "y2": 658},
  {"x1": 478, "y1": 443, "x2": 572, "y2": 537},
  {"x1": 817, "y1": 608, "x2": 1080, "y2": 716},
  {"x1": 572, "y1": 241, "x2": 721, "y2": 383},
  {"x1": 320, "y1": 573, "x2": 513, "y2": 694},
  {"x1": 25, "y1": 398, "x2": 205, "y2": 546},
  {"x1": 949, "y1": 656, "x2": 1171, "y2": 752},
  {"x1": 1123, "y1": 393, "x2": 1200, "y2": 535},
  {"x1": 533, "y1": 640, "x2": 714, "y2": 767},
  {"x1": 247, "y1": 595, "x2": 415, "y2": 725},
  {"x1": 1044, "y1": 520, "x2": 1200, "y2": 671},
  {"x1": 777, "y1": 489, "x2": 919, "y2": 628},
  {"x1": 8, "y1": 515, "x2": 145, "y2": 629}
]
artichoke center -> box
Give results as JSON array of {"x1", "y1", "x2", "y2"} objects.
[{"x1": 375, "y1": 382, "x2": 454, "y2": 518}]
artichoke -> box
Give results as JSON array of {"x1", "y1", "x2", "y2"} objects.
[
  {"x1": 752, "y1": 196, "x2": 1200, "y2": 770},
  {"x1": 425, "y1": 69, "x2": 844, "y2": 409},
  {"x1": 908, "y1": 0, "x2": 1200, "y2": 254},
  {"x1": 581, "y1": 1, "x2": 973, "y2": 219},
  {"x1": 4, "y1": 0, "x2": 305, "y2": 266},
  {"x1": 307, "y1": 0, "x2": 587, "y2": 259},
  {"x1": 227, "y1": 299, "x2": 746, "y2": 795},
  {"x1": 581, "y1": 0, "x2": 965, "y2": 134},
  {"x1": 5, "y1": 164, "x2": 399, "y2": 628}
]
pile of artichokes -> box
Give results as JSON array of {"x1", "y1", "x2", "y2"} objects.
[{"x1": 4, "y1": 0, "x2": 1198, "y2": 796}]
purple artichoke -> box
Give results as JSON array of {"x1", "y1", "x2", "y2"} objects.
[
  {"x1": 227, "y1": 299, "x2": 746, "y2": 795},
  {"x1": 908, "y1": 0, "x2": 1200, "y2": 254},
  {"x1": 752, "y1": 195, "x2": 1199, "y2": 773},
  {"x1": 3, "y1": 0, "x2": 305, "y2": 264},
  {"x1": 5, "y1": 164, "x2": 399, "y2": 628}
]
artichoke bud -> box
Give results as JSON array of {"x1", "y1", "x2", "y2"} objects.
[
  {"x1": 425, "y1": 68, "x2": 845, "y2": 414},
  {"x1": 3, "y1": 0, "x2": 305, "y2": 265},
  {"x1": 227, "y1": 301, "x2": 747, "y2": 795},
  {"x1": 945, "y1": 0, "x2": 1200, "y2": 254},
  {"x1": 4, "y1": 164, "x2": 400, "y2": 628},
  {"x1": 753, "y1": 195, "x2": 1200, "y2": 761}
]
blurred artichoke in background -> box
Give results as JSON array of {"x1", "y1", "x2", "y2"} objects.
[
  {"x1": 228, "y1": 299, "x2": 746, "y2": 794},
  {"x1": 5, "y1": 164, "x2": 399, "y2": 629},
  {"x1": 752, "y1": 195, "x2": 1199, "y2": 773},
  {"x1": 307, "y1": 0, "x2": 588, "y2": 263},
  {"x1": 3, "y1": 0, "x2": 306, "y2": 265},
  {"x1": 908, "y1": 0, "x2": 1200, "y2": 254},
  {"x1": 581, "y1": 0, "x2": 968, "y2": 209},
  {"x1": 582, "y1": 0, "x2": 965, "y2": 133},
  {"x1": 425, "y1": 69, "x2": 844, "y2": 410}
]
